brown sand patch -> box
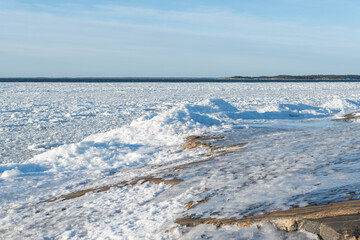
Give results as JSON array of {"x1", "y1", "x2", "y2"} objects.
[
  {"x1": 209, "y1": 143, "x2": 247, "y2": 152},
  {"x1": 333, "y1": 112, "x2": 360, "y2": 122},
  {"x1": 176, "y1": 200, "x2": 360, "y2": 240},
  {"x1": 44, "y1": 176, "x2": 183, "y2": 203},
  {"x1": 129, "y1": 177, "x2": 183, "y2": 187},
  {"x1": 44, "y1": 185, "x2": 116, "y2": 203},
  {"x1": 182, "y1": 135, "x2": 224, "y2": 151},
  {"x1": 185, "y1": 198, "x2": 210, "y2": 210},
  {"x1": 171, "y1": 135, "x2": 247, "y2": 170}
]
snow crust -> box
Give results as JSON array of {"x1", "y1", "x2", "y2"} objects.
[{"x1": 1, "y1": 82, "x2": 360, "y2": 239}]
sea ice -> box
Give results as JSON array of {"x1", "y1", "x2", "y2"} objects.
[{"x1": 1, "y1": 82, "x2": 360, "y2": 239}]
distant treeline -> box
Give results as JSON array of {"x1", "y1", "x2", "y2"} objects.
[{"x1": 229, "y1": 75, "x2": 360, "y2": 80}]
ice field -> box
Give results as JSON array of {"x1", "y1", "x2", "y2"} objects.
[{"x1": 1, "y1": 82, "x2": 360, "y2": 239}]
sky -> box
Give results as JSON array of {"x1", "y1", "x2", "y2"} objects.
[{"x1": 1, "y1": 0, "x2": 360, "y2": 77}]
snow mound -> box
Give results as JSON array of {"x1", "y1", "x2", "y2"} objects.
[{"x1": 1, "y1": 168, "x2": 22, "y2": 179}]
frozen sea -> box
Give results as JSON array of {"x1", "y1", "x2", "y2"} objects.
[{"x1": 1, "y1": 82, "x2": 360, "y2": 239}]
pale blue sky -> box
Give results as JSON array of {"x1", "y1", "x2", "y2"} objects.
[{"x1": 1, "y1": 0, "x2": 360, "y2": 77}]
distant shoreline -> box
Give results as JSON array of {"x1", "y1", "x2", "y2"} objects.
[{"x1": 2, "y1": 75, "x2": 360, "y2": 83}]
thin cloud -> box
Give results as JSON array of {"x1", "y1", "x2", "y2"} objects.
[
  {"x1": 2, "y1": 2, "x2": 358, "y2": 46},
  {"x1": 0, "y1": 2, "x2": 359, "y2": 77}
]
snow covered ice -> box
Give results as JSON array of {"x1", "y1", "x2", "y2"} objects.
[{"x1": 1, "y1": 82, "x2": 360, "y2": 239}]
